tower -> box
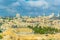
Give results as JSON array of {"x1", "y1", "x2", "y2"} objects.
[
  {"x1": 57, "y1": 13, "x2": 60, "y2": 17},
  {"x1": 51, "y1": 13, "x2": 55, "y2": 16},
  {"x1": 16, "y1": 13, "x2": 20, "y2": 18},
  {"x1": 49, "y1": 13, "x2": 55, "y2": 18}
]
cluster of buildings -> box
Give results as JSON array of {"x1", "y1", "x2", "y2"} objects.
[{"x1": 0, "y1": 13, "x2": 60, "y2": 40}]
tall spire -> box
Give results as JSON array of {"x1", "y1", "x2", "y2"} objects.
[{"x1": 57, "y1": 13, "x2": 60, "y2": 17}]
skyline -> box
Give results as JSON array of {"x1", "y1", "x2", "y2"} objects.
[{"x1": 0, "y1": 0, "x2": 60, "y2": 16}]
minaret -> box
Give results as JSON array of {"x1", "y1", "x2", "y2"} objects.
[
  {"x1": 57, "y1": 13, "x2": 60, "y2": 17},
  {"x1": 43, "y1": 13, "x2": 45, "y2": 26}
]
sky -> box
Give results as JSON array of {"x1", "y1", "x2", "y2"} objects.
[{"x1": 0, "y1": 0, "x2": 60, "y2": 17}]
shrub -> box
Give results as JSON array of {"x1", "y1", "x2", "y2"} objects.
[{"x1": 27, "y1": 25, "x2": 60, "y2": 34}]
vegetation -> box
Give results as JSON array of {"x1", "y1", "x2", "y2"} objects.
[
  {"x1": 0, "y1": 30, "x2": 2, "y2": 33},
  {"x1": 0, "y1": 34, "x2": 3, "y2": 39},
  {"x1": 2, "y1": 17, "x2": 13, "y2": 21},
  {"x1": 0, "y1": 35, "x2": 3, "y2": 39},
  {"x1": 28, "y1": 25, "x2": 60, "y2": 34}
]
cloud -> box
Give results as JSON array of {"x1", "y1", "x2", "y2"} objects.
[
  {"x1": 0, "y1": 5, "x2": 7, "y2": 9},
  {"x1": 0, "y1": 0, "x2": 60, "y2": 16},
  {"x1": 10, "y1": 0, "x2": 26, "y2": 7},
  {"x1": 8, "y1": 0, "x2": 49, "y2": 15},
  {"x1": 10, "y1": 0, "x2": 49, "y2": 8},
  {"x1": 54, "y1": 0, "x2": 60, "y2": 5},
  {"x1": 26, "y1": 0, "x2": 49, "y2": 9},
  {"x1": 11, "y1": 2, "x2": 20, "y2": 6},
  {"x1": 25, "y1": 0, "x2": 44, "y2": 1},
  {"x1": 0, "y1": 5, "x2": 17, "y2": 14}
]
